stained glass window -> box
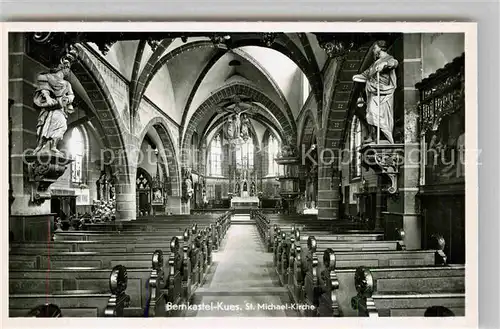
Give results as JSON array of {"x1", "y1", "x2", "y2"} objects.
[
  {"x1": 268, "y1": 134, "x2": 280, "y2": 175},
  {"x1": 210, "y1": 135, "x2": 222, "y2": 176},
  {"x1": 236, "y1": 138, "x2": 254, "y2": 169},
  {"x1": 302, "y1": 73, "x2": 311, "y2": 105},
  {"x1": 70, "y1": 127, "x2": 85, "y2": 183}
]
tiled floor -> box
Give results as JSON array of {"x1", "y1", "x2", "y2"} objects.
[{"x1": 186, "y1": 224, "x2": 298, "y2": 317}]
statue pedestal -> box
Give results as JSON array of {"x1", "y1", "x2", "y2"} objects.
[
  {"x1": 359, "y1": 144, "x2": 404, "y2": 194},
  {"x1": 24, "y1": 152, "x2": 74, "y2": 204}
]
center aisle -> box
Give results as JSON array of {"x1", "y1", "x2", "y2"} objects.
[{"x1": 186, "y1": 220, "x2": 298, "y2": 317}]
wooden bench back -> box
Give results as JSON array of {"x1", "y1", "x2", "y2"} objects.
[{"x1": 10, "y1": 265, "x2": 130, "y2": 317}]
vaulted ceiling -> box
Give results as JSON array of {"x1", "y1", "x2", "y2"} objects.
[
  {"x1": 85, "y1": 32, "x2": 331, "y2": 147},
  {"x1": 43, "y1": 31, "x2": 397, "y2": 153}
]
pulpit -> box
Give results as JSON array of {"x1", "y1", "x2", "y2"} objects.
[{"x1": 275, "y1": 155, "x2": 300, "y2": 214}]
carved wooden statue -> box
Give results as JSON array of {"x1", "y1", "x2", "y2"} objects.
[
  {"x1": 353, "y1": 40, "x2": 398, "y2": 144},
  {"x1": 32, "y1": 49, "x2": 77, "y2": 155},
  {"x1": 182, "y1": 168, "x2": 193, "y2": 201}
]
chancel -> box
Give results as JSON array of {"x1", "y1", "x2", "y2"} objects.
[{"x1": 7, "y1": 30, "x2": 467, "y2": 318}]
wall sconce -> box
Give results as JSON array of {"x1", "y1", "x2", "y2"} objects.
[{"x1": 154, "y1": 148, "x2": 159, "y2": 156}]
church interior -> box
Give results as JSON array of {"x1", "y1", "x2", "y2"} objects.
[{"x1": 8, "y1": 31, "x2": 466, "y2": 317}]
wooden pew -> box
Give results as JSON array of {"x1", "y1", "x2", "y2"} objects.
[
  {"x1": 11, "y1": 220, "x2": 220, "y2": 309},
  {"x1": 274, "y1": 227, "x2": 400, "y2": 288},
  {"x1": 293, "y1": 235, "x2": 455, "y2": 317},
  {"x1": 25, "y1": 304, "x2": 62, "y2": 317},
  {"x1": 253, "y1": 210, "x2": 370, "y2": 251},
  {"x1": 51, "y1": 225, "x2": 214, "y2": 267},
  {"x1": 10, "y1": 212, "x2": 231, "y2": 317},
  {"x1": 10, "y1": 236, "x2": 202, "y2": 308},
  {"x1": 80, "y1": 211, "x2": 231, "y2": 239},
  {"x1": 58, "y1": 221, "x2": 226, "y2": 252},
  {"x1": 10, "y1": 250, "x2": 170, "y2": 317},
  {"x1": 286, "y1": 232, "x2": 405, "y2": 315},
  {"x1": 350, "y1": 265, "x2": 465, "y2": 317},
  {"x1": 9, "y1": 265, "x2": 131, "y2": 317}
]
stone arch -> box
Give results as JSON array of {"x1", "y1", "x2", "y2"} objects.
[
  {"x1": 179, "y1": 48, "x2": 227, "y2": 132},
  {"x1": 132, "y1": 40, "x2": 216, "y2": 121},
  {"x1": 137, "y1": 117, "x2": 181, "y2": 197},
  {"x1": 321, "y1": 47, "x2": 371, "y2": 152},
  {"x1": 182, "y1": 82, "x2": 295, "y2": 166},
  {"x1": 130, "y1": 39, "x2": 175, "y2": 116},
  {"x1": 149, "y1": 36, "x2": 320, "y2": 135},
  {"x1": 316, "y1": 42, "x2": 377, "y2": 221},
  {"x1": 71, "y1": 43, "x2": 133, "y2": 220},
  {"x1": 231, "y1": 48, "x2": 296, "y2": 130},
  {"x1": 180, "y1": 47, "x2": 298, "y2": 135}
]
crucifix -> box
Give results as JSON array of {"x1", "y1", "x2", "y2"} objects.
[{"x1": 217, "y1": 95, "x2": 257, "y2": 141}]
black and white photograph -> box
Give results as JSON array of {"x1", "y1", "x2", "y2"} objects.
[{"x1": 2, "y1": 22, "x2": 478, "y2": 327}]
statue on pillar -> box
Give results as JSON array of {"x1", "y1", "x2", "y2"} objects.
[
  {"x1": 182, "y1": 168, "x2": 193, "y2": 201},
  {"x1": 352, "y1": 40, "x2": 398, "y2": 144},
  {"x1": 97, "y1": 171, "x2": 107, "y2": 201},
  {"x1": 24, "y1": 46, "x2": 77, "y2": 204},
  {"x1": 32, "y1": 47, "x2": 77, "y2": 155}
]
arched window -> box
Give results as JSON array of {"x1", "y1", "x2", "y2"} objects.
[
  {"x1": 236, "y1": 137, "x2": 254, "y2": 170},
  {"x1": 69, "y1": 127, "x2": 85, "y2": 183},
  {"x1": 351, "y1": 117, "x2": 362, "y2": 178},
  {"x1": 210, "y1": 134, "x2": 222, "y2": 176},
  {"x1": 302, "y1": 73, "x2": 311, "y2": 106},
  {"x1": 268, "y1": 134, "x2": 280, "y2": 176}
]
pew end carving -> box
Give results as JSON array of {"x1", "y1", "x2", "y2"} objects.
[
  {"x1": 351, "y1": 266, "x2": 378, "y2": 317},
  {"x1": 396, "y1": 228, "x2": 406, "y2": 251},
  {"x1": 147, "y1": 250, "x2": 166, "y2": 317},
  {"x1": 105, "y1": 265, "x2": 131, "y2": 317},
  {"x1": 431, "y1": 234, "x2": 447, "y2": 265},
  {"x1": 182, "y1": 229, "x2": 192, "y2": 300},
  {"x1": 27, "y1": 304, "x2": 62, "y2": 317},
  {"x1": 319, "y1": 248, "x2": 341, "y2": 317},
  {"x1": 304, "y1": 236, "x2": 319, "y2": 316},
  {"x1": 166, "y1": 237, "x2": 183, "y2": 314}
]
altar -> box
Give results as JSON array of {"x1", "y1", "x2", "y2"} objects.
[{"x1": 230, "y1": 196, "x2": 259, "y2": 210}]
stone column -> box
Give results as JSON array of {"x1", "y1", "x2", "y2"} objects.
[
  {"x1": 8, "y1": 33, "x2": 76, "y2": 241},
  {"x1": 385, "y1": 34, "x2": 422, "y2": 250},
  {"x1": 167, "y1": 196, "x2": 182, "y2": 214},
  {"x1": 9, "y1": 33, "x2": 55, "y2": 241},
  {"x1": 114, "y1": 174, "x2": 136, "y2": 221}
]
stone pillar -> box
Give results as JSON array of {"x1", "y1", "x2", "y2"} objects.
[
  {"x1": 8, "y1": 33, "x2": 84, "y2": 241},
  {"x1": 9, "y1": 33, "x2": 54, "y2": 241},
  {"x1": 385, "y1": 34, "x2": 422, "y2": 250},
  {"x1": 167, "y1": 196, "x2": 182, "y2": 215},
  {"x1": 114, "y1": 179, "x2": 136, "y2": 221}
]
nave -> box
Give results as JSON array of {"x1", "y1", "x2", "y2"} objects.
[
  {"x1": 186, "y1": 222, "x2": 296, "y2": 317},
  {"x1": 9, "y1": 210, "x2": 464, "y2": 317},
  {"x1": 8, "y1": 31, "x2": 467, "y2": 318}
]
